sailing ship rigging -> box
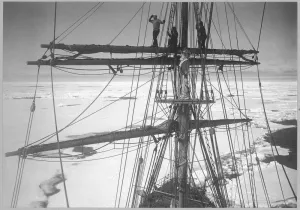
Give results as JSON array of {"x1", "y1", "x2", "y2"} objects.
[{"x1": 6, "y1": 2, "x2": 296, "y2": 208}]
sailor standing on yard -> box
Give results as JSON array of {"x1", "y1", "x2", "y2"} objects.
[
  {"x1": 196, "y1": 21, "x2": 207, "y2": 52},
  {"x1": 167, "y1": 26, "x2": 178, "y2": 52},
  {"x1": 149, "y1": 14, "x2": 165, "y2": 47}
]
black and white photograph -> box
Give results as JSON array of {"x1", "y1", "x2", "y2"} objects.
[{"x1": 2, "y1": 1, "x2": 298, "y2": 208}]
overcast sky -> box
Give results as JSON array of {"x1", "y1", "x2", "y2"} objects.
[{"x1": 3, "y1": 1, "x2": 297, "y2": 82}]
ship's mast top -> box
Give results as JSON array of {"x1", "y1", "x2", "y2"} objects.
[{"x1": 181, "y1": 3, "x2": 188, "y2": 49}]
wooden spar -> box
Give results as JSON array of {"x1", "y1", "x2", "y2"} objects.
[
  {"x1": 40, "y1": 43, "x2": 258, "y2": 56},
  {"x1": 27, "y1": 57, "x2": 259, "y2": 66},
  {"x1": 5, "y1": 119, "x2": 251, "y2": 157}
]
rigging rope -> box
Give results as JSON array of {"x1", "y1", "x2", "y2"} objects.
[
  {"x1": 55, "y1": 65, "x2": 157, "y2": 71},
  {"x1": 226, "y1": 3, "x2": 255, "y2": 51},
  {"x1": 196, "y1": 3, "x2": 232, "y2": 207},
  {"x1": 10, "y1": 58, "x2": 42, "y2": 208},
  {"x1": 25, "y1": 75, "x2": 115, "y2": 149},
  {"x1": 209, "y1": 5, "x2": 233, "y2": 206},
  {"x1": 11, "y1": 156, "x2": 22, "y2": 207},
  {"x1": 254, "y1": 2, "x2": 297, "y2": 201},
  {"x1": 256, "y1": 156, "x2": 271, "y2": 207},
  {"x1": 50, "y1": 3, "x2": 70, "y2": 207},
  {"x1": 127, "y1": 3, "x2": 174, "y2": 206},
  {"x1": 232, "y1": 3, "x2": 270, "y2": 202},
  {"x1": 56, "y1": 2, "x2": 102, "y2": 41},
  {"x1": 109, "y1": 2, "x2": 146, "y2": 45},
  {"x1": 249, "y1": 126, "x2": 271, "y2": 207},
  {"x1": 192, "y1": 3, "x2": 229, "y2": 207},
  {"x1": 41, "y1": 2, "x2": 105, "y2": 58},
  {"x1": 115, "y1": 3, "x2": 145, "y2": 206},
  {"x1": 9, "y1": 11, "x2": 112, "y2": 198},
  {"x1": 120, "y1": 5, "x2": 171, "y2": 207},
  {"x1": 133, "y1": 69, "x2": 161, "y2": 206},
  {"x1": 24, "y1": 71, "x2": 162, "y2": 150},
  {"x1": 55, "y1": 67, "x2": 153, "y2": 77},
  {"x1": 125, "y1": 11, "x2": 153, "y2": 202},
  {"x1": 215, "y1": 65, "x2": 246, "y2": 207},
  {"x1": 132, "y1": 79, "x2": 169, "y2": 205},
  {"x1": 57, "y1": 3, "x2": 105, "y2": 43},
  {"x1": 11, "y1": 112, "x2": 34, "y2": 207},
  {"x1": 224, "y1": 5, "x2": 256, "y2": 206},
  {"x1": 128, "y1": 69, "x2": 169, "y2": 206},
  {"x1": 232, "y1": 4, "x2": 258, "y2": 207},
  {"x1": 256, "y1": 3, "x2": 266, "y2": 51}
]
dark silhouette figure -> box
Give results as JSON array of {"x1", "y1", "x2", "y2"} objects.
[
  {"x1": 196, "y1": 21, "x2": 207, "y2": 52},
  {"x1": 149, "y1": 14, "x2": 165, "y2": 47},
  {"x1": 167, "y1": 27, "x2": 178, "y2": 53}
]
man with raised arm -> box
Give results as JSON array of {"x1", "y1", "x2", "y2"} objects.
[{"x1": 149, "y1": 14, "x2": 165, "y2": 47}]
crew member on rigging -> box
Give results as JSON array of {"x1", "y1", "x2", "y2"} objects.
[
  {"x1": 149, "y1": 14, "x2": 165, "y2": 47},
  {"x1": 179, "y1": 48, "x2": 190, "y2": 99},
  {"x1": 196, "y1": 21, "x2": 207, "y2": 52},
  {"x1": 167, "y1": 26, "x2": 178, "y2": 52}
]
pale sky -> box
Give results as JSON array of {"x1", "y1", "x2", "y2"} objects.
[{"x1": 3, "y1": 1, "x2": 297, "y2": 82}]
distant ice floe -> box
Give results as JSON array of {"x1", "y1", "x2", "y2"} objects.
[
  {"x1": 57, "y1": 103, "x2": 81, "y2": 108},
  {"x1": 3, "y1": 81, "x2": 296, "y2": 132}
]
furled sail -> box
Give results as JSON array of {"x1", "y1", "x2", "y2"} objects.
[{"x1": 5, "y1": 118, "x2": 251, "y2": 157}]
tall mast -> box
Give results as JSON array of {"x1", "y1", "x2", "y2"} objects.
[{"x1": 178, "y1": 2, "x2": 189, "y2": 207}]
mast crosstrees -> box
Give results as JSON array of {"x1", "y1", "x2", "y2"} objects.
[
  {"x1": 27, "y1": 57, "x2": 259, "y2": 66},
  {"x1": 28, "y1": 44, "x2": 259, "y2": 66}
]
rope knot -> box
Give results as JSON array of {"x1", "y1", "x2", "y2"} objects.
[
  {"x1": 30, "y1": 101, "x2": 36, "y2": 112},
  {"x1": 49, "y1": 58, "x2": 56, "y2": 66},
  {"x1": 252, "y1": 54, "x2": 258, "y2": 62},
  {"x1": 18, "y1": 148, "x2": 28, "y2": 159},
  {"x1": 218, "y1": 64, "x2": 224, "y2": 72}
]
